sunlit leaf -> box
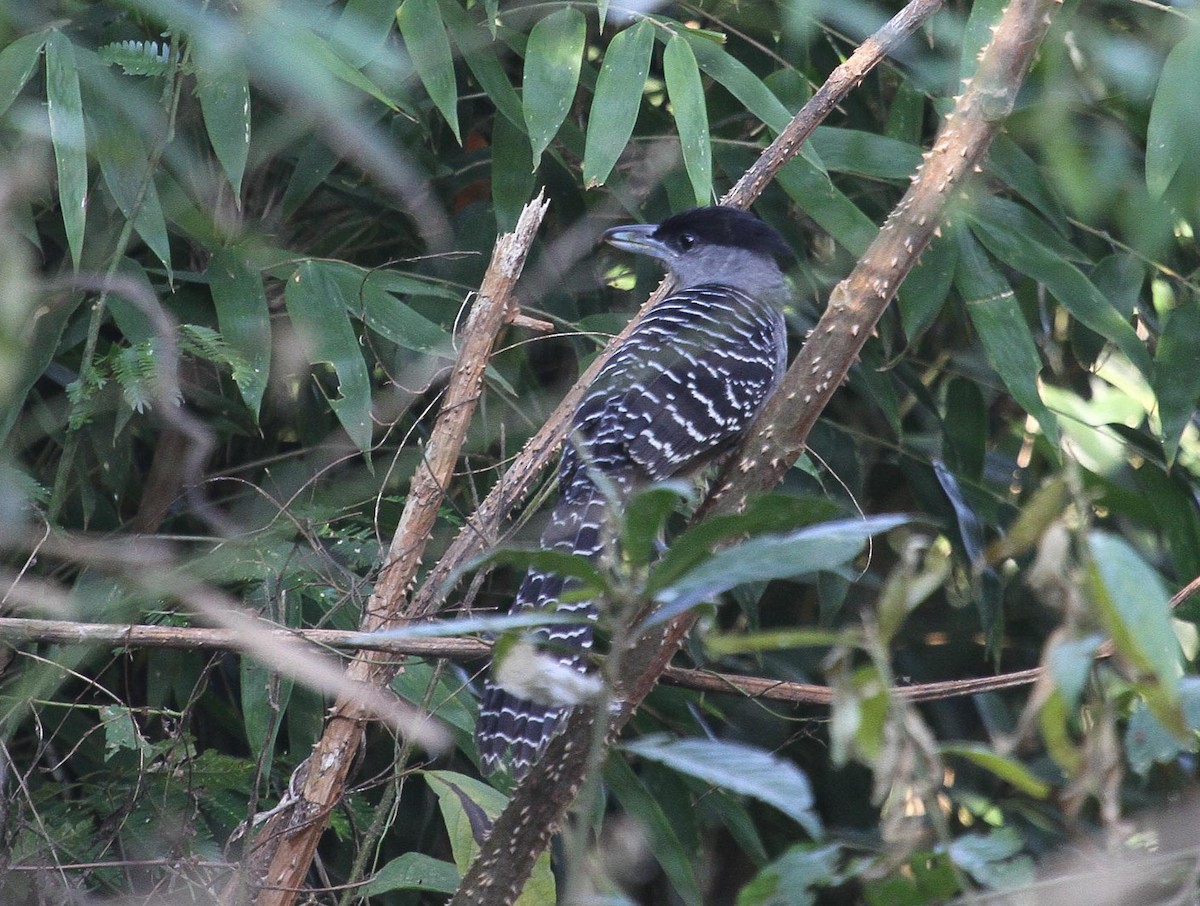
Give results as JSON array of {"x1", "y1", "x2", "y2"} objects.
[
  {"x1": 941, "y1": 744, "x2": 1051, "y2": 798},
  {"x1": 522, "y1": 7, "x2": 586, "y2": 167},
  {"x1": 425, "y1": 771, "x2": 556, "y2": 903}
]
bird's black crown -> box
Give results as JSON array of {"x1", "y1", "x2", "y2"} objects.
[{"x1": 653, "y1": 206, "x2": 793, "y2": 264}]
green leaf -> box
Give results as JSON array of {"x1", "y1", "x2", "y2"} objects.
[
  {"x1": 425, "y1": 771, "x2": 556, "y2": 903},
  {"x1": 775, "y1": 155, "x2": 876, "y2": 257},
  {"x1": 606, "y1": 757, "x2": 703, "y2": 906},
  {"x1": 45, "y1": 31, "x2": 87, "y2": 271},
  {"x1": 809, "y1": 127, "x2": 922, "y2": 180},
  {"x1": 294, "y1": 29, "x2": 414, "y2": 113},
  {"x1": 1086, "y1": 531, "x2": 1182, "y2": 696},
  {"x1": 283, "y1": 261, "x2": 374, "y2": 451},
  {"x1": 583, "y1": 21, "x2": 654, "y2": 188},
  {"x1": 440, "y1": 0, "x2": 523, "y2": 129},
  {"x1": 623, "y1": 735, "x2": 823, "y2": 839},
  {"x1": 492, "y1": 112, "x2": 534, "y2": 231},
  {"x1": 1124, "y1": 677, "x2": 1200, "y2": 775},
  {"x1": 322, "y1": 263, "x2": 454, "y2": 355},
  {"x1": 971, "y1": 215, "x2": 1152, "y2": 377},
  {"x1": 650, "y1": 495, "x2": 841, "y2": 594},
  {"x1": 959, "y1": 0, "x2": 1008, "y2": 82},
  {"x1": 89, "y1": 98, "x2": 172, "y2": 277},
  {"x1": 948, "y1": 828, "x2": 1034, "y2": 891},
  {"x1": 941, "y1": 744, "x2": 1051, "y2": 798},
  {"x1": 621, "y1": 480, "x2": 693, "y2": 569},
  {"x1": 193, "y1": 45, "x2": 251, "y2": 199},
  {"x1": 0, "y1": 31, "x2": 47, "y2": 120},
  {"x1": 648, "y1": 514, "x2": 910, "y2": 627},
  {"x1": 1146, "y1": 26, "x2": 1200, "y2": 198},
  {"x1": 209, "y1": 248, "x2": 271, "y2": 418},
  {"x1": 955, "y1": 232, "x2": 1060, "y2": 449},
  {"x1": 664, "y1": 34, "x2": 711, "y2": 206},
  {"x1": 365, "y1": 853, "x2": 458, "y2": 895},
  {"x1": 522, "y1": 7, "x2": 586, "y2": 167},
  {"x1": 397, "y1": 0, "x2": 461, "y2": 142},
  {"x1": 1046, "y1": 634, "x2": 1104, "y2": 710},
  {"x1": 737, "y1": 844, "x2": 842, "y2": 906},
  {"x1": 1153, "y1": 298, "x2": 1200, "y2": 465},
  {"x1": 898, "y1": 223, "x2": 959, "y2": 342}
]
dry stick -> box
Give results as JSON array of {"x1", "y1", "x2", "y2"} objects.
[
  {"x1": 0, "y1": 615, "x2": 1048, "y2": 705},
  {"x1": 450, "y1": 0, "x2": 1064, "y2": 901},
  {"x1": 221, "y1": 192, "x2": 550, "y2": 906}
]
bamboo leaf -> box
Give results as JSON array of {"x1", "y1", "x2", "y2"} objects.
[
  {"x1": 955, "y1": 233, "x2": 1061, "y2": 449},
  {"x1": 283, "y1": 261, "x2": 374, "y2": 451},
  {"x1": 522, "y1": 7, "x2": 586, "y2": 167},
  {"x1": 193, "y1": 44, "x2": 251, "y2": 199},
  {"x1": 583, "y1": 21, "x2": 654, "y2": 188},
  {"x1": 0, "y1": 31, "x2": 47, "y2": 120},
  {"x1": 45, "y1": 31, "x2": 87, "y2": 271},
  {"x1": 397, "y1": 0, "x2": 461, "y2": 141},
  {"x1": 664, "y1": 34, "x2": 711, "y2": 205},
  {"x1": 209, "y1": 248, "x2": 271, "y2": 418},
  {"x1": 1146, "y1": 26, "x2": 1200, "y2": 198}
]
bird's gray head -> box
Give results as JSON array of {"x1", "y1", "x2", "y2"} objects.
[{"x1": 602, "y1": 206, "x2": 793, "y2": 299}]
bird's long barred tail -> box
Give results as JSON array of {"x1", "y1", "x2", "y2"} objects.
[{"x1": 476, "y1": 481, "x2": 609, "y2": 778}]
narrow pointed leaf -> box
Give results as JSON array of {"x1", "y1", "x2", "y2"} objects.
[
  {"x1": 397, "y1": 0, "x2": 461, "y2": 141},
  {"x1": 583, "y1": 21, "x2": 654, "y2": 188},
  {"x1": 522, "y1": 7, "x2": 586, "y2": 167},
  {"x1": 971, "y1": 216, "x2": 1152, "y2": 376},
  {"x1": 1146, "y1": 26, "x2": 1200, "y2": 198},
  {"x1": 0, "y1": 31, "x2": 47, "y2": 120},
  {"x1": 90, "y1": 98, "x2": 172, "y2": 276},
  {"x1": 955, "y1": 233, "x2": 1060, "y2": 448},
  {"x1": 209, "y1": 248, "x2": 271, "y2": 418},
  {"x1": 648, "y1": 514, "x2": 910, "y2": 626},
  {"x1": 1153, "y1": 298, "x2": 1200, "y2": 465},
  {"x1": 193, "y1": 45, "x2": 251, "y2": 199},
  {"x1": 45, "y1": 31, "x2": 87, "y2": 270},
  {"x1": 283, "y1": 261, "x2": 373, "y2": 451},
  {"x1": 624, "y1": 735, "x2": 823, "y2": 839},
  {"x1": 1087, "y1": 530, "x2": 1182, "y2": 696},
  {"x1": 664, "y1": 34, "x2": 711, "y2": 205}
]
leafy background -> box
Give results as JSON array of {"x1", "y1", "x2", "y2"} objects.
[{"x1": 1, "y1": 0, "x2": 1199, "y2": 902}]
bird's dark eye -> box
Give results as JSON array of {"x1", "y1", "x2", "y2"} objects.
[{"x1": 678, "y1": 232, "x2": 697, "y2": 251}]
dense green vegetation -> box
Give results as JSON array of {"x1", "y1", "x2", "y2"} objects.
[{"x1": 1, "y1": 0, "x2": 1199, "y2": 902}]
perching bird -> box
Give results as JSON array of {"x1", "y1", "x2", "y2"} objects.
[{"x1": 476, "y1": 206, "x2": 793, "y2": 779}]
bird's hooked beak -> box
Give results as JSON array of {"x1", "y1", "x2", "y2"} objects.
[{"x1": 602, "y1": 222, "x2": 673, "y2": 261}]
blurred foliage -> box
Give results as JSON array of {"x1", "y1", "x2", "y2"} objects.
[{"x1": 0, "y1": 0, "x2": 1199, "y2": 902}]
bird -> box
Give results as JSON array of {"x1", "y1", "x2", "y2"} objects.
[{"x1": 476, "y1": 206, "x2": 793, "y2": 779}]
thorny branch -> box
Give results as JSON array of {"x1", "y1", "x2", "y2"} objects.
[
  {"x1": 449, "y1": 0, "x2": 1065, "y2": 900},
  {"x1": 219, "y1": 192, "x2": 550, "y2": 906}
]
